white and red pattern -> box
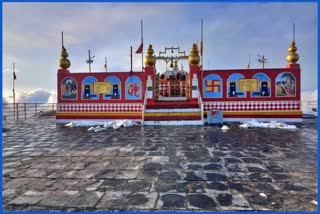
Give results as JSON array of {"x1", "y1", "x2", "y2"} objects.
[
  {"x1": 58, "y1": 103, "x2": 143, "y2": 112},
  {"x1": 204, "y1": 101, "x2": 301, "y2": 111}
]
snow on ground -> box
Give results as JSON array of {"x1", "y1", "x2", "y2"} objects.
[
  {"x1": 221, "y1": 125, "x2": 230, "y2": 130},
  {"x1": 239, "y1": 120, "x2": 298, "y2": 130},
  {"x1": 65, "y1": 120, "x2": 138, "y2": 131}
]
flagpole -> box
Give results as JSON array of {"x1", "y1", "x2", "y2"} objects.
[
  {"x1": 105, "y1": 56, "x2": 107, "y2": 72},
  {"x1": 130, "y1": 46, "x2": 133, "y2": 72},
  {"x1": 141, "y1": 19, "x2": 144, "y2": 72},
  {"x1": 201, "y1": 18, "x2": 204, "y2": 95},
  {"x1": 13, "y1": 62, "x2": 16, "y2": 115}
]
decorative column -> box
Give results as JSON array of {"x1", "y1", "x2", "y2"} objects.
[
  {"x1": 144, "y1": 44, "x2": 156, "y2": 99},
  {"x1": 188, "y1": 43, "x2": 200, "y2": 99}
]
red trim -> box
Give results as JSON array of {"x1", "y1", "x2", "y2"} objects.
[
  {"x1": 144, "y1": 116, "x2": 201, "y2": 121},
  {"x1": 222, "y1": 114, "x2": 302, "y2": 118},
  {"x1": 56, "y1": 116, "x2": 141, "y2": 120}
]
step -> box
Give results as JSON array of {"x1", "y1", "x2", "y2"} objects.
[
  {"x1": 143, "y1": 120, "x2": 203, "y2": 125},
  {"x1": 145, "y1": 108, "x2": 200, "y2": 113}
]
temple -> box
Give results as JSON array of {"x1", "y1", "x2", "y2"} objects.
[{"x1": 56, "y1": 31, "x2": 302, "y2": 125}]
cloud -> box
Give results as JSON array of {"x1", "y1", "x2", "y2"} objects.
[{"x1": 3, "y1": 89, "x2": 56, "y2": 103}]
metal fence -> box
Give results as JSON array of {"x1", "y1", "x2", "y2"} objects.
[
  {"x1": 301, "y1": 101, "x2": 318, "y2": 112},
  {"x1": 3, "y1": 103, "x2": 57, "y2": 120}
]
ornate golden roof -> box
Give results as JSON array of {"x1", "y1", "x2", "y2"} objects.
[
  {"x1": 59, "y1": 46, "x2": 71, "y2": 69},
  {"x1": 144, "y1": 44, "x2": 156, "y2": 66},
  {"x1": 188, "y1": 43, "x2": 200, "y2": 65},
  {"x1": 286, "y1": 41, "x2": 299, "y2": 64}
]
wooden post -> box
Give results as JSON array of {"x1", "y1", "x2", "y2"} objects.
[
  {"x1": 16, "y1": 104, "x2": 19, "y2": 120},
  {"x1": 24, "y1": 103, "x2": 27, "y2": 119}
]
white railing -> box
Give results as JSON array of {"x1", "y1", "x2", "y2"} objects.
[
  {"x1": 3, "y1": 103, "x2": 57, "y2": 120},
  {"x1": 301, "y1": 101, "x2": 317, "y2": 111},
  {"x1": 141, "y1": 90, "x2": 148, "y2": 126}
]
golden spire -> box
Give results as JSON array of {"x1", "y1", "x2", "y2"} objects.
[
  {"x1": 59, "y1": 32, "x2": 71, "y2": 69},
  {"x1": 144, "y1": 44, "x2": 156, "y2": 66},
  {"x1": 188, "y1": 43, "x2": 200, "y2": 65},
  {"x1": 286, "y1": 23, "x2": 299, "y2": 64},
  {"x1": 173, "y1": 60, "x2": 178, "y2": 69}
]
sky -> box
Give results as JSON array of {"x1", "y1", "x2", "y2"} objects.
[{"x1": 2, "y1": 2, "x2": 318, "y2": 102}]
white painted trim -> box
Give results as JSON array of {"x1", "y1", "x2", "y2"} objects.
[
  {"x1": 56, "y1": 119, "x2": 142, "y2": 125},
  {"x1": 144, "y1": 120, "x2": 202, "y2": 126},
  {"x1": 219, "y1": 118, "x2": 303, "y2": 123},
  {"x1": 145, "y1": 108, "x2": 200, "y2": 113}
]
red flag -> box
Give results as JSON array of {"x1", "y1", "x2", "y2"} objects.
[
  {"x1": 13, "y1": 72, "x2": 16, "y2": 80},
  {"x1": 135, "y1": 43, "x2": 143, "y2": 54}
]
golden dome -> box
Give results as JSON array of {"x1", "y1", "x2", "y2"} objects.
[
  {"x1": 286, "y1": 52, "x2": 299, "y2": 63},
  {"x1": 144, "y1": 44, "x2": 156, "y2": 66},
  {"x1": 286, "y1": 41, "x2": 299, "y2": 64},
  {"x1": 188, "y1": 43, "x2": 200, "y2": 65},
  {"x1": 59, "y1": 46, "x2": 71, "y2": 69}
]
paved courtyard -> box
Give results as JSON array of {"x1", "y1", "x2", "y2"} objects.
[{"x1": 2, "y1": 117, "x2": 318, "y2": 211}]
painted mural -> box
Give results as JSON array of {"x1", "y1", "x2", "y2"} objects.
[
  {"x1": 61, "y1": 77, "x2": 77, "y2": 99},
  {"x1": 251, "y1": 73, "x2": 271, "y2": 97},
  {"x1": 82, "y1": 76, "x2": 99, "y2": 100},
  {"x1": 104, "y1": 76, "x2": 121, "y2": 100},
  {"x1": 203, "y1": 74, "x2": 223, "y2": 98},
  {"x1": 227, "y1": 73, "x2": 246, "y2": 98},
  {"x1": 125, "y1": 76, "x2": 142, "y2": 99},
  {"x1": 276, "y1": 72, "x2": 296, "y2": 97}
]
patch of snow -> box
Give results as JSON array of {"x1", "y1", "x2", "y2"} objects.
[
  {"x1": 310, "y1": 200, "x2": 318, "y2": 206},
  {"x1": 221, "y1": 125, "x2": 230, "y2": 130},
  {"x1": 239, "y1": 119, "x2": 298, "y2": 130},
  {"x1": 66, "y1": 120, "x2": 138, "y2": 131},
  {"x1": 65, "y1": 122, "x2": 74, "y2": 127},
  {"x1": 259, "y1": 193, "x2": 267, "y2": 198}
]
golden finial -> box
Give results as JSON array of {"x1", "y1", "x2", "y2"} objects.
[
  {"x1": 59, "y1": 32, "x2": 71, "y2": 69},
  {"x1": 144, "y1": 44, "x2": 156, "y2": 66},
  {"x1": 188, "y1": 43, "x2": 200, "y2": 65},
  {"x1": 173, "y1": 60, "x2": 178, "y2": 69},
  {"x1": 286, "y1": 23, "x2": 299, "y2": 64}
]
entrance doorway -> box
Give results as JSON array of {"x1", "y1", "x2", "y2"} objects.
[{"x1": 155, "y1": 73, "x2": 190, "y2": 101}]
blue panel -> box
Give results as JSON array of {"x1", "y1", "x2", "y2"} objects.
[
  {"x1": 125, "y1": 76, "x2": 142, "y2": 100},
  {"x1": 61, "y1": 77, "x2": 77, "y2": 100},
  {"x1": 227, "y1": 73, "x2": 246, "y2": 98},
  {"x1": 82, "y1": 76, "x2": 99, "y2": 100},
  {"x1": 203, "y1": 74, "x2": 223, "y2": 98},
  {"x1": 251, "y1": 73, "x2": 271, "y2": 97},
  {"x1": 104, "y1": 76, "x2": 121, "y2": 100}
]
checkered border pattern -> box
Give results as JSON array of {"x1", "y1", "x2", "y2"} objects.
[
  {"x1": 58, "y1": 103, "x2": 142, "y2": 112},
  {"x1": 204, "y1": 101, "x2": 301, "y2": 111}
]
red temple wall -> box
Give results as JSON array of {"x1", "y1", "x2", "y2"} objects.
[
  {"x1": 198, "y1": 67, "x2": 301, "y2": 102},
  {"x1": 57, "y1": 71, "x2": 147, "y2": 104}
]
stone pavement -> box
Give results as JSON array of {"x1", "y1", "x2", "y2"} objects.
[{"x1": 2, "y1": 118, "x2": 318, "y2": 211}]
